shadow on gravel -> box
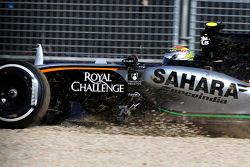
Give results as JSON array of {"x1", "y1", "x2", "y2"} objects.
[{"x1": 191, "y1": 119, "x2": 250, "y2": 139}]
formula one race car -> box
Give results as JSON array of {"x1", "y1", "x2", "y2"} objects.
[
  {"x1": 0, "y1": 49, "x2": 146, "y2": 128},
  {"x1": 1, "y1": 22, "x2": 250, "y2": 129}
]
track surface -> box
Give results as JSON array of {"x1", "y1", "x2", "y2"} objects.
[
  {"x1": 1, "y1": 121, "x2": 250, "y2": 167},
  {"x1": 1, "y1": 111, "x2": 250, "y2": 166}
]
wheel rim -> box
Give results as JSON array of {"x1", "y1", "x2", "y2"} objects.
[{"x1": 0, "y1": 64, "x2": 40, "y2": 122}]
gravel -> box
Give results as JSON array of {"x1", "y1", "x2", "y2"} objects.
[
  {"x1": 1, "y1": 125, "x2": 250, "y2": 167},
  {"x1": 1, "y1": 111, "x2": 250, "y2": 167}
]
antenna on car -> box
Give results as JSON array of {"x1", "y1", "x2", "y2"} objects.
[{"x1": 34, "y1": 44, "x2": 44, "y2": 66}]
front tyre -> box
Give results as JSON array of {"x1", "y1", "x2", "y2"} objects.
[{"x1": 0, "y1": 61, "x2": 50, "y2": 128}]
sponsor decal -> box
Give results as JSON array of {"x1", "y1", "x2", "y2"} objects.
[
  {"x1": 130, "y1": 72, "x2": 139, "y2": 81},
  {"x1": 128, "y1": 71, "x2": 142, "y2": 86},
  {"x1": 238, "y1": 84, "x2": 249, "y2": 92},
  {"x1": 117, "y1": 105, "x2": 129, "y2": 121},
  {"x1": 152, "y1": 69, "x2": 243, "y2": 104},
  {"x1": 128, "y1": 92, "x2": 141, "y2": 97},
  {"x1": 200, "y1": 36, "x2": 210, "y2": 46},
  {"x1": 71, "y1": 72, "x2": 125, "y2": 93},
  {"x1": 118, "y1": 105, "x2": 128, "y2": 114},
  {"x1": 1, "y1": 98, "x2": 6, "y2": 104},
  {"x1": 129, "y1": 103, "x2": 140, "y2": 111},
  {"x1": 162, "y1": 87, "x2": 228, "y2": 104},
  {"x1": 123, "y1": 59, "x2": 135, "y2": 63}
]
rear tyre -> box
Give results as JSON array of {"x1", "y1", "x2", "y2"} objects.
[{"x1": 0, "y1": 61, "x2": 50, "y2": 128}]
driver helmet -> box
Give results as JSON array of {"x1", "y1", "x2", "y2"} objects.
[{"x1": 163, "y1": 46, "x2": 194, "y2": 65}]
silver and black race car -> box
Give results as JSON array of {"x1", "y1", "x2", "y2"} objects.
[{"x1": 1, "y1": 22, "x2": 250, "y2": 128}]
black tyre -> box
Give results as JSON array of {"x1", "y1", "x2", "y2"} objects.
[{"x1": 0, "y1": 61, "x2": 50, "y2": 128}]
